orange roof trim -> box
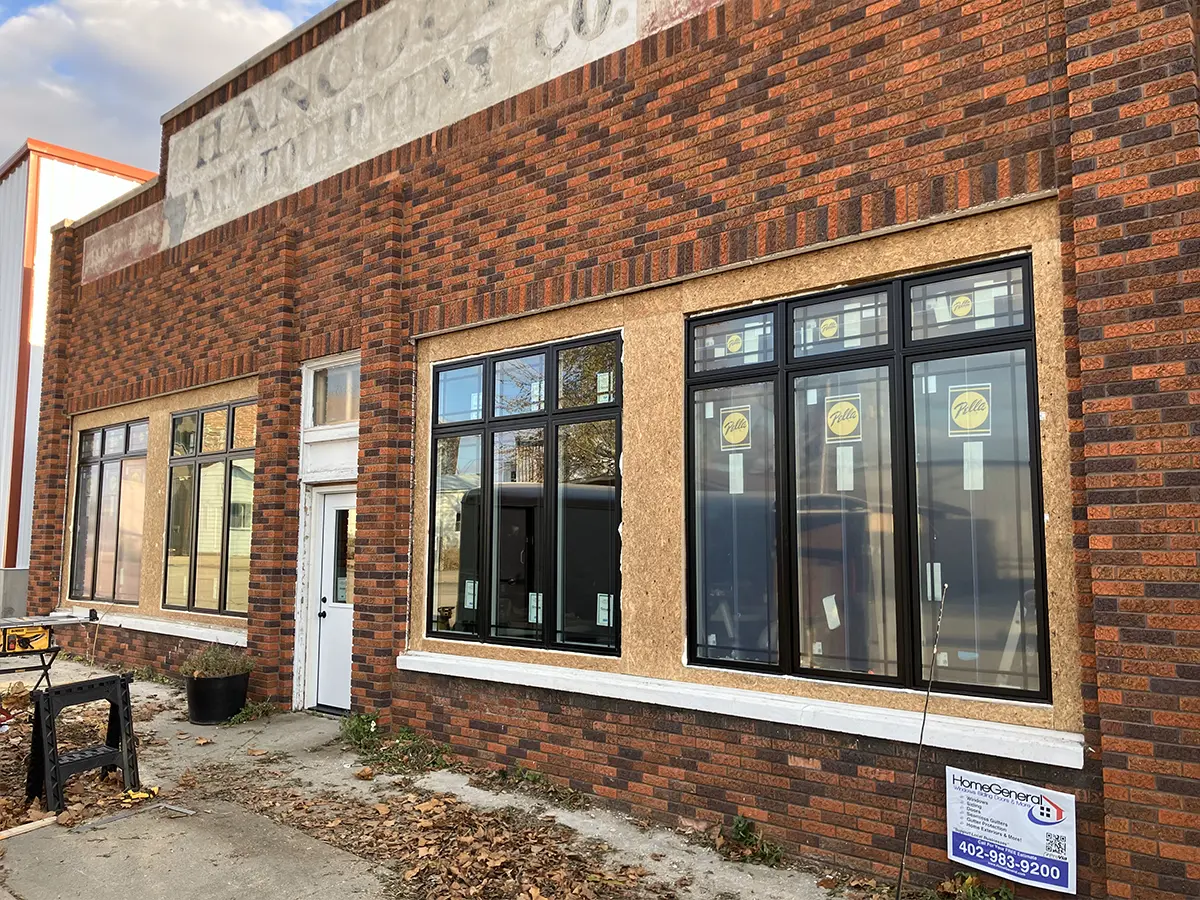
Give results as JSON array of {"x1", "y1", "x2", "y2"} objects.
[{"x1": 0, "y1": 139, "x2": 155, "y2": 185}]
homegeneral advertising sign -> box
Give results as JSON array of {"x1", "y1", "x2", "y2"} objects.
[{"x1": 946, "y1": 767, "x2": 1076, "y2": 894}]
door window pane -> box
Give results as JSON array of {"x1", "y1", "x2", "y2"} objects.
[
  {"x1": 115, "y1": 458, "x2": 146, "y2": 603},
  {"x1": 201, "y1": 409, "x2": 228, "y2": 454},
  {"x1": 93, "y1": 462, "x2": 122, "y2": 600},
  {"x1": 334, "y1": 508, "x2": 356, "y2": 605},
  {"x1": 490, "y1": 428, "x2": 544, "y2": 640},
  {"x1": 194, "y1": 461, "x2": 226, "y2": 610},
  {"x1": 172, "y1": 414, "x2": 197, "y2": 457},
  {"x1": 910, "y1": 265, "x2": 1025, "y2": 340},
  {"x1": 437, "y1": 365, "x2": 483, "y2": 424},
  {"x1": 431, "y1": 435, "x2": 482, "y2": 635},
  {"x1": 557, "y1": 420, "x2": 619, "y2": 648},
  {"x1": 692, "y1": 382, "x2": 778, "y2": 664},
  {"x1": 793, "y1": 291, "x2": 888, "y2": 358},
  {"x1": 70, "y1": 464, "x2": 100, "y2": 597},
  {"x1": 232, "y1": 404, "x2": 257, "y2": 450},
  {"x1": 559, "y1": 342, "x2": 618, "y2": 409},
  {"x1": 793, "y1": 368, "x2": 897, "y2": 676},
  {"x1": 127, "y1": 422, "x2": 149, "y2": 454},
  {"x1": 494, "y1": 355, "x2": 546, "y2": 417},
  {"x1": 225, "y1": 458, "x2": 254, "y2": 614},
  {"x1": 693, "y1": 311, "x2": 774, "y2": 372},
  {"x1": 912, "y1": 350, "x2": 1040, "y2": 691},
  {"x1": 165, "y1": 465, "x2": 195, "y2": 606},
  {"x1": 313, "y1": 363, "x2": 361, "y2": 426}
]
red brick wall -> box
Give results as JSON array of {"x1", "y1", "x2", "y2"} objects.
[
  {"x1": 1066, "y1": 1, "x2": 1200, "y2": 898},
  {"x1": 55, "y1": 623, "x2": 219, "y2": 683}
]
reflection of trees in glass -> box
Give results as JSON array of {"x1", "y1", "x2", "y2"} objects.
[
  {"x1": 559, "y1": 420, "x2": 616, "y2": 484},
  {"x1": 495, "y1": 356, "x2": 546, "y2": 416},
  {"x1": 559, "y1": 343, "x2": 617, "y2": 408},
  {"x1": 434, "y1": 436, "x2": 481, "y2": 575}
]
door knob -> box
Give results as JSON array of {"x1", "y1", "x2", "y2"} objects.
[{"x1": 318, "y1": 611, "x2": 327, "y2": 619}]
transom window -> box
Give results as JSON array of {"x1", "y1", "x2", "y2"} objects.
[
  {"x1": 312, "y1": 361, "x2": 360, "y2": 426},
  {"x1": 686, "y1": 257, "x2": 1048, "y2": 700},
  {"x1": 164, "y1": 401, "x2": 257, "y2": 615},
  {"x1": 429, "y1": 336, "x2": 622, "y2": 654},
  {"x1": 70, "y1": 420, "x2": 149, "y2": 603}
]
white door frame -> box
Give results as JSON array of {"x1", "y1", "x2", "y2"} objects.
[{"x1": 293, "y1": 481, "x2": 356, "y2": 710}]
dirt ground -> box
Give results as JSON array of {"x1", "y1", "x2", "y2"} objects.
[{"x1": 0, "y1": 660, "x2": 855, "y2": 900}]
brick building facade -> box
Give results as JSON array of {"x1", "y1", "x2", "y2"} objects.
[{"x1": 29, "y1": 0, "x2": 1198, "y2": 896}]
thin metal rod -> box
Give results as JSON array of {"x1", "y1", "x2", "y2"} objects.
[{"x1": 896, "y1": 582, "x2": 949, "y2": 897}]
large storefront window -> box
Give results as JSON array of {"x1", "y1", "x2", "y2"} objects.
[
  {"x1": 164, "y1": 400, "x2": 257, "y2": 615},
  {"x1": 686, "y1": 257, "x2": 1048, "y2": 699},
  {"x1": 70, "y1": 421, "x2": 149, "y2": 602},
  {"x1": 429, "y1": 336, "x2": 621, "y2": 653}
]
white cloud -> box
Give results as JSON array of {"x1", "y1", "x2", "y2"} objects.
[{"x1": 0, "y1": 0, "x2": 298, "y2": 171}]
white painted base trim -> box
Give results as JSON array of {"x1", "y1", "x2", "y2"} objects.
[
  {"x1": 396, "y1": 651, "x2": 1084, "y2": 769},
  {"x1": 67, "y1": 607, "x2": 247, "y2": 647}
]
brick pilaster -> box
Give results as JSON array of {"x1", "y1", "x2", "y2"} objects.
[
  {"x1": 353, "y1": 179, "x2": 412, "y2": 724},
  {"x1": 1066, "y1": 1, "x2": 1200, "y2": 897},
  {"x1": 27, "y1": 223, "x2": 78, "y2": 616},
  {"x1": 247, "y1": 226, "x2": 301, "y2": 703}
]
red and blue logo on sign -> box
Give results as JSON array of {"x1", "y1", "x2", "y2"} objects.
[{"x1": 1028, "y1": 795, "x2": 1065, "y2": 826}]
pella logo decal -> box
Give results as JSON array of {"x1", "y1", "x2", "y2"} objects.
[
  {"x1": 825, "y1": 394, "x2": 863, "y2": 444},
  {"x1": 949, "y1": 384, "x2": 992, "y2": 437},
  {"x1": 719, "y1": 406, "x2": 751, "y2": 452}
]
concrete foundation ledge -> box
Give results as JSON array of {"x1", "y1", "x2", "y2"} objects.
[
  {"x1": 66, "y1": 606, "x2": 247, "y2": 647},
  {"x1": 396, "y1": 650, "x2": 1085, "y2": 769}
]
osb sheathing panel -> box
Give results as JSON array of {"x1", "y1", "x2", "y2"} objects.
[
  {"x1": 409, "y1": 199, "x2": 1081, "y2": 735},
  {"x1": 61, "y1": 376, "x2": 258, "y2": 632}
]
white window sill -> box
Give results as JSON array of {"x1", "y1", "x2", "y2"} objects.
[
  {"x1": 67, "y1": 606, "x2": 247, "y2": 647},
  {"x1": 396, "y1": 651, "x2": 1084, "y2": 769}
]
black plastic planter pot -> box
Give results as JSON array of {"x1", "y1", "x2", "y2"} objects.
[{"x1": 185, "y1": 672, "x2": 250, "y2": 725}]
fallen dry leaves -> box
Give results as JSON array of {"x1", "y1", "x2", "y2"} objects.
[{"x1": 184, "y1": 763, "x2": 678, "y2": 899}]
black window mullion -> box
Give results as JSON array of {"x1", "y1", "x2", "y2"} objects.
[
  {"x1": 542, "y1": 410, "x2": 554, "y2": 649},
  {"x1": 775, "y1": 306, "x2": 797, "y2": 676},
  {"x1": 217, "y1": 459, "x2": 232, "y2": 612},
  {"x1": 480, "y1": 360, "x2": 495, "y2": 643}
]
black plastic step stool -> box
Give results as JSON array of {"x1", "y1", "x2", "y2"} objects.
[{"x1": 26, "y1": 674, "x2": 140, "y2": 813}]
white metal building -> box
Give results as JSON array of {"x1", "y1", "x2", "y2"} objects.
[{"x1": 0, "y1": 140, "x2": 153, "y2": 612}]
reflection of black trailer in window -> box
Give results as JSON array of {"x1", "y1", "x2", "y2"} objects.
[
  {"x1": 795, "y1": 494, "x2": 874, "y2": 673},
  {"x1": 452, "y1": 483, "x2": 618, "y2": 644}
]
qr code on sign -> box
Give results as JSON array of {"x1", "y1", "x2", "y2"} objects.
[{"x1": 1045, "y1": 832, "x2": 1068, "y2": 860}]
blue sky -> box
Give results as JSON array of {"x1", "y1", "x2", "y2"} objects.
[{"x1": 0, "y1": 0, "x2": 326, "y2": 171}]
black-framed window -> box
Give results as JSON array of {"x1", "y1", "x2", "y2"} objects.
[
  {"x1": 70, "y1": 420, "x2": 149, "y2": 603},
  {"x1": 164, "y1": 400, "x2": 257, "y2": 616},
  {"x1": 686, "y1": 256, "x2": 1049, "y2": 700},
  {"x1": 428, "y1": 335, "x2": 622, "y2": 654}
]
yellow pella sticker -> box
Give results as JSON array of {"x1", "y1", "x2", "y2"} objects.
[
  {"x1": 720, "y1": 406, "x2": 751, "y2": 451},
  {"x1": 951, "y1": 294, "x2": 974, "y2": 318},
  {"x1": 819, "y1": 316, "x2": 840, "y2": 339},
  {"x1": 725, "y1": 333, "x2": 743, "y2": 354},
  {"x1": 825, "y1": 394, "x2": 862, "y2": 444},
  {"x1": 949, "y1": 384, "x2": 991, "y2": 436}
]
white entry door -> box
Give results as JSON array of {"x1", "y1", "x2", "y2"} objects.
[{"x1": 315, "y1": 491, "x2": 356, "y2": 710}]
